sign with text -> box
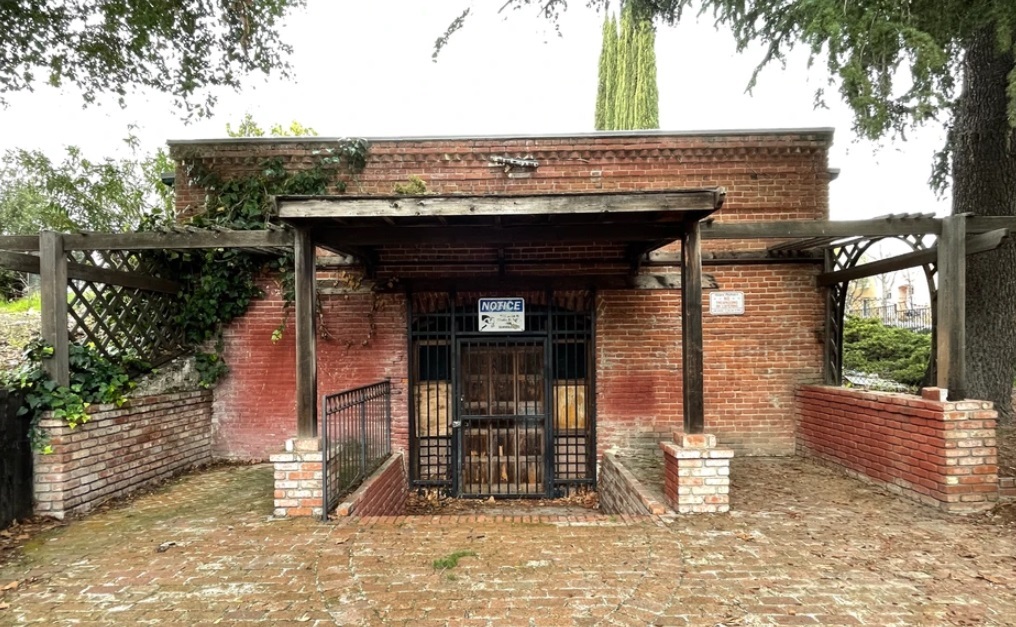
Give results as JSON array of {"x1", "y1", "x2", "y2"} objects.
[
  {"x1": 709, "y1": 291, "x2": 745, "y2": 316},
  {"x1": 478, "y1": 298, "x2": 525, "y2": 332}
]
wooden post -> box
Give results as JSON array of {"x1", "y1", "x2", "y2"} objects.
[
  {"x1": 937, "y1": 215, "x2": 967, "y2": 400},
  {"x1": 294, "y1": 228, "x2": 318, "y2": 438},
  {"x1": 682, "y1": 220, "x2": 705, "y2": 434},
  {"x1": 39, "y1": 231, "x2": 69, "y2": 386}
]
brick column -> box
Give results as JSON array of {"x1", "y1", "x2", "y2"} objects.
[
  {"x1": 660, "y1": 433, "x2": 733, "y2": 513},
  {"x1": 270, "y1": 438, "x2": 323, "y2": 518}
]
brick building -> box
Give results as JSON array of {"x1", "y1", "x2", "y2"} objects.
[{"x1": 168, "y1": 128, "x2": 833, "y2": 503}]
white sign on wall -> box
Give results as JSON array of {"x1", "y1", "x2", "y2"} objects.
[
  {"x1": 478, "y1": 298, "x2": 525, "y2": 332},
  {"x1": 709, "y1": 291, "x2": 745, "y2": 316}
]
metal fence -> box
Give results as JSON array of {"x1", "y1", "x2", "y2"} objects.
[
  {"x1": 1, "y1": 389, "x2": 32, "y2": 529},
  {"x1": 321, "y1": 380, "x2": 392, "y2": 520},
  {"x1": 847, "y1": 303, "x2": 932, "y2": 331}
]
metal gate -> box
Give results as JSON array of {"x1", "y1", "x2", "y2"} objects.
[
  {"x1": 1, "y1": 389, "x2": 32, "y2": 529},
  {"x1": 457, "y1": 338, "x2": 549, "y2": 496},
  {"x1": 409, "y1": 290, "x2": 595, "y2": 498}
]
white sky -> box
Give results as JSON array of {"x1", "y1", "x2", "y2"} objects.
[{"x1": 0, "y1": 0, "x2": 951, "y2": 220}]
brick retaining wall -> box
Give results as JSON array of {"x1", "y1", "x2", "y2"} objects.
[
  {"x1": 796, "y1": 385, "x2": 999, "y2": 513},
  {"x1": 598, "y1": 453, "x2": 668, "y2": 516},
  {"x1": 34, "y1": 390, "x2": 212, "y2": 519},
  {"x1": 335, "y1": 453, "x2": 407, "y2": 517}
]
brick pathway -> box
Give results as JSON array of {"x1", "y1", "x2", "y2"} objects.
[{"x1": 2, "y1": 458, "x2": 1015, "y2": 626}]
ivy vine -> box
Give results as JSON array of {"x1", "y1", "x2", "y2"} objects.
[{"x1": 2, "y1": 139, "x2": 371, "y2": 449}]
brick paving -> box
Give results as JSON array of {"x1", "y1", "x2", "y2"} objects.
[{"x1": 2, "y1": 458, "x2": 1015, "y2": 626}]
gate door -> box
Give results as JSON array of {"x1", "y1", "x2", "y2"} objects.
[{"x1": 456, "y1": 339, "x2": 550, "y2": 497}]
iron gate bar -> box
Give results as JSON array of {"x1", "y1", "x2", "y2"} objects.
[{"x1": 321, "y1": 379, "x2": 392, "y2": 520}]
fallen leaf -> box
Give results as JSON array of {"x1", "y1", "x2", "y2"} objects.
[
  {"x1": 297, "y1": 614, "x2": 311, "y2": 622},
  {"x1": 14, "y1": 535, "x2": 28, "y2": 541},
  {"x1": 1, "y1": 581, "x2": 19, "y2": 592},
  {"x1": 0, "y1": 531, "x2": 11, "y2": 539},
  {"x1": 0, "y1": 602, "x2": 10, "y2": 610}
]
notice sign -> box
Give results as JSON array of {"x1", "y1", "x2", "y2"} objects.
[
  {"x1": 478, "y1": 298, "x2": 525, "y2": 332},
  {"x1": 709, "y1": 291, "x2": 745, "y2": 316}
]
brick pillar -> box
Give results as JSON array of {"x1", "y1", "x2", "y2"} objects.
[
  {"x1": 660, "y1": 433, "x2": 733, "y2": 513},
  {"x1": 269, "y1": 438, "x2": 323, "y2": 518}
]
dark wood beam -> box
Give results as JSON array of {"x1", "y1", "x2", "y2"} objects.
[
  {"x1": 277, "y1": 189, "x2": 723, "y2": 219},
  {"x1": 379, "y1": 273, "x2": 719, "y2": 293},
  {"x1": 682, "y1": 220, "x2": 705, "y2": 435},
  {"x1": 39, "y1": 232, "x2": 69, "y2": 386},
  {"x1": 702, "y1": 218, "x2": 943, "y2": 240},
  {"x1": 315, "y1": 223, "x2": 687, "y2": 246},
  {"x1": 0, "y1": 251, "x2": 181, "y2": 293},
  {"x1": 0, "y1": 236, "x2": 43, "y2": 251},
  {"x1": 816, "y1": 228, "x2": 1007, "y2": 287},
  {"x1": 937, "y1": 215, "x2": 967, "y2": 400},
  {"x1": 294, "y1": 228, "x2": 318, "y2": 438}
]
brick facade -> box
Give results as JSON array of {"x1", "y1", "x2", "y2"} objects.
[
  {"x1": 34, "y1": 390, "x2": 212, "y2": 519},
  {"x1": 169, "y1": 130, "x2": 832, "y2": 468},
  {"x1": 796, "y1": 385, "x2": 999, "y2": 513}
]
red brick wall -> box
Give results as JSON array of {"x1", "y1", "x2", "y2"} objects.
[
  {"x1": 213, "y1": 279, "x2": 407, "y2": 460},
  {"x1": 335, "y1": 453, "x2": 407, "y2": 517},
  {"x1": 796, "y1": 385, "x2": 1000, "y2": 513},
  {"x1": 34, "y1": 391, "x2": 212, "y2": 519},
  {"x1": 170, "y1": 130, "x2": 832, "y2": 460},
  {"x1": 596, "y1": 265, "x2": 823, "y2": 456},
  {"x1": 598, "y1": 453, "x2": 668, "y2": 515}
]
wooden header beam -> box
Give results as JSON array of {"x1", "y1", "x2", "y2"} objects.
[
  {"x1": 277, "y1": 189, "x2": 725, "y2": 220},
  {"x1": 816, "y1": 228, "x2": 1007, "y2": 287},
  {"x1": 0, "y1": 229, "x2": 293, "y2": 252},
  {"x1": 0, "y1": 250, "x2": 180, "y2": 293}
]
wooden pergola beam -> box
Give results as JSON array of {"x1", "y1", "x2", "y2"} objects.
[
  {"x1": 0, "y1": 250, "x2": 181, "y2": 294},
  {"x1": 937, "y1": 215, "x2": 967, "y2": 400},
  {"x1": 682, "y1": 219, "x2": 705, "y2": 434},
  {"x1": 314, "y1": 223, "x2": 688, "y2": 247},
  {"x1": 294, "y1": 228, "x2": 318, "y2": 439},
  {"x1": 815, "y1": 228, "x2": 1007, "y2": 287},
  {"x1": 39, "y1": 232, "x2": 69, "y2": 386},
  {"x1": 277, "y1": 189, "x2": 724, "y2": 219},
  {"x1": 0, "y1": 229, "x2": 294, "y2": 252}
]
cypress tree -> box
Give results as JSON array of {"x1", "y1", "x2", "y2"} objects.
[{"x1": 594, "y1": 2, "x2": 659, "y2": 131}]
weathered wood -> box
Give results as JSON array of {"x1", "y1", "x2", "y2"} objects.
[
  {"x1": 702, "y1": 218, "x2": 944, "y2": 240},
  {"x1": 315, "y1": 223, "x2": 688, "y2": 247},
  {"x1": 0, "y1": 250, "x2": 41, "y2": 274},
  {"x1": 376, "y1": 273, "x2": 719, "y2": 293},
  {"x1": 39, "y1": 232, "x2": 69, "y2": 386},
  {"x1": 682, "y1": 220, "x2": 705, "y2": 434},
  {"x1": 1, "y1": 230, "x2": 294, "y2": 252},
  {"x1": 937, "y1": 215, "x2": 967, "y2": 400},
  {"x1": 277, "y1": 189, "x2": 724, "y2": 219},
  {"x1": 294, "y1": 228, "x2": 318, "y2": 438},
  {"x1": 816, "y1": 228, "x2": 1007, "y2": 287},
  {"x1": 0, "y1": 250, "x2": 180, "y2": 293},
  {"x1": 0, "y1": 236, "x2": 42, "y2": 251},
  {"x1": 61, "y1": 229, "x2": 294, "y2": 251}
]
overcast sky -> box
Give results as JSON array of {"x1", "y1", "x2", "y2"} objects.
[{"x1": 0, "y1": 0, "x2": 951, "y2": 220}]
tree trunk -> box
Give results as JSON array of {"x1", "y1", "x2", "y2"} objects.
[{"x1": 953, "y1": 24, "x2": 1016, "y2": 423}]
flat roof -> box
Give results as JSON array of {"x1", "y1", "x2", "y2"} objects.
[{"x1": 167, "y1": 127, "x2": 835, "y2": 146}]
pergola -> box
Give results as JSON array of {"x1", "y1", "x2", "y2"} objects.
[
  {"x1": 275, "y1": 189, "x2": 727, "y2": 440},
  {"x1": 2, "y1": 198, "x2": 1013, "y2": 439}
]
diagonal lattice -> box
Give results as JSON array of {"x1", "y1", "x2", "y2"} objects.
[{"x1": 66, "y1": 250, "x2": 186, "y2": 367}]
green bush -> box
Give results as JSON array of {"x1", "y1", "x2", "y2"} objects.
[{"x1": 843, "y1": 315, "x2": 931, "y2": 389}]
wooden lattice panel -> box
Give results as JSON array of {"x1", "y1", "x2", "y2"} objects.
[{"x1": 66, "y1": 250, "x2": 185, "y2": 366}]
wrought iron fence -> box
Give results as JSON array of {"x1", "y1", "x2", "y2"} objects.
[
  {"x1": 321, "y1": 380, "x2": 392, "y2": 520},
  {"x1": 1, "y1": 389, "x2": 32, "y2": 529},
  {"x1": 847, "y1": 303, "x2": 932, "y2": 331}
]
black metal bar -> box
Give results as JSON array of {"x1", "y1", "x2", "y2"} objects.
[{"x1": 321, "y1": 380, "x2": 393, "y2": 518}]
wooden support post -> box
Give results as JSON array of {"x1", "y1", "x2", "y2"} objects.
[
  {"x1": 294, "y1": 228, "x2": 318, "y2": 438},
  {"x1": 682, "y1": 220, "x2": 705, "y2": 434},
  {"x1": 937, "y1": 215, "x2": 967, "y2": 400},
  {"x1": 39, "y1": 231, "x2": 69, "y2": 386}
]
